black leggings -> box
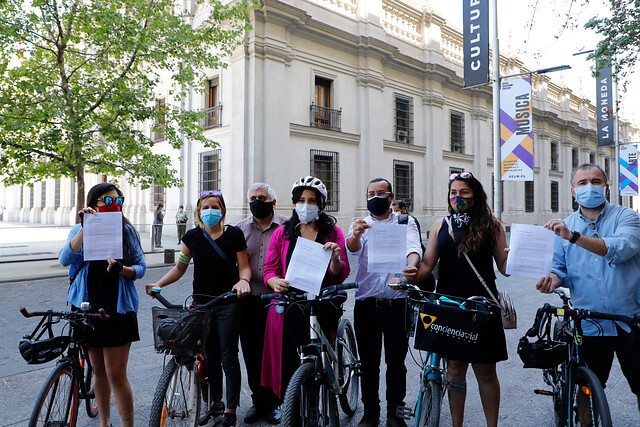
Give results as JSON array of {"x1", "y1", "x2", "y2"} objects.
[{"x1": 204, "y1": 301, "x2": 241, "y2": 409}]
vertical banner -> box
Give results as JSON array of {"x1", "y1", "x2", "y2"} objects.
[
  {"x1": 463, "y1": 0, "x2": 489, "y2": 88},
  {"x1": 596, "y1": 58, "x2": 614, "y2": 146},
  {"x1": 500, "y1": 77, "x2": 534, "y2": 181},
  {"x1": 619, "y1": 145, "x2": 638, "y2": 196}
]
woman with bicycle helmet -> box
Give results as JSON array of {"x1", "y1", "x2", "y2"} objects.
[
  {"x1": 403, "y1": 172, "x2": 509, "y2": 427},
  {"x1": 145, "y1": 190, "x2": 251, "y2": 427},
  {"x1": 59, "y1": 182, "x2": 145, "y2": 427},
  {"x1": 261, "y1": 176, "x2": 351, "y2": 400}
]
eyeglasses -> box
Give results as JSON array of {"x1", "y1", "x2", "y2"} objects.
[
  {"x1": 97, "y1": 196, "x2": 125, "y2": 206},
  {"x1": 200, "y1": 190, "x2": 222, "y2": 198},
  {"x1": 367, "y1": 191, "x2": 391, "y2": 198},
  {"x1": 449, "y1": 172, "x2": 473, "y2": 181}
]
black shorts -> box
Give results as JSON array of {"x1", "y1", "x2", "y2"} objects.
[
  {"x1": 87, "y1": 311, "x2": 140, "y2": 348},
  {"x1": 581, "y1": 326, "x2": 640, "y2": 396}
]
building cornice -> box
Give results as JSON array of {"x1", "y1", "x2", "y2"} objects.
[
  {"x1": 443, "y1": 150, "x2": 474, "y2": 163},
  {"x1": 289, "y1": 123, "x2": 360, "y2": 145},
  {"x1": 383, "y1": 140, "x2": 427, "y2": 154}
]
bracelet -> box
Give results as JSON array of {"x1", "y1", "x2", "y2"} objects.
[{"x1": 239, "y1": 277, "x2": 250, "y2": 283}]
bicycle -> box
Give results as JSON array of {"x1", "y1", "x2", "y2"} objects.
[
  {"x1": 394, "y1": 282, "x2": 494, "y2": 427},
  {"x1": 518, "y1": 288, "x2": 640, "y2": 427},
  {"x1": 148, "y1": 288, "x2": 236, "y2": 427},
  {"x1": 262, "y1": 282, "x2": 360, "y2": 427},
  {"x1": 19, "y1": 302, "x2": 108, "y2": 427}
]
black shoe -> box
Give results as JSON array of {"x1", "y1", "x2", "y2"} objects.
[
  {"x1": 199, "y1": 401, "x2": 225, "y2": 426},
  {"x1": 266, "y1": 408, "x2": 281, "y2": 424},
  {"x1": 357, "y1": 412, "x2": 380, "y2": 427},
  {"x1": 243, "y1": 406, "x2": 263, "y2": 424},
  {"x1": 221, "y1": 412, "x2": 237, "y2": 427}
]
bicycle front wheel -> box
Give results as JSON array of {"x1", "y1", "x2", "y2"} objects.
[
  {"x1": 416, "y1": 379, "x2": 442, "y2": 427},
  {"x1": 570, "y1": 366, "x2": 612, "y2": 427},
  {"x1": 337, "y1": 318, "x2": 359, "y2": 416},
  {"x1": 282, "y1": 362, "x2": 339, "y2": 427},
  {"x1": 149, "y1": 357, "x2": 201, "y2": 427},
  {"x1": 29, "y1": 361, "x2": 79, "y2": 427}
]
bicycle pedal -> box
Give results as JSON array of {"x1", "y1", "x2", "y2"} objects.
[
  {"x1": 395, "y1": 406, "x2": 414, "y2": 419},
  {"x1": 534, "y1": 389, "x2": 555, "y2": 396}
]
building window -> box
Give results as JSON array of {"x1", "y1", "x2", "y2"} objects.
[
  {"x1": 41, "y1": 183, "x2": 46, "y2": 208},
  {"x1": 311, "y1": 76, "x2": 341, "y2": 132},
  {"x1": 152, "y1": 98, "x2": 166, "y2": 142},
  {"x1": 572, "y1": 148, "x2": 579, "y2": 169},
  {"x1": 310, "y1": 150, "x2": 339, "y2": 212},
  {"x1": 70, "y1": 180, "x2": 76, "y2": 208},
  {"x1": 203, "y1": 77, "x2": 222, "y2": 129},
  {"x1": 551, "y1": 181, "x2": 559, "y2": 213},
  {"x1": 590, "y1": 152, "x2": 596, "y2": 164},
  {"x1": 450, "y1": 111, "x2": 465, "y2": 153},
  {"x1": 199, "y1": 149, "x2": 221, "y2": 192},
  {"x1": 604, "y1": 157, "x2": 610, "y2": 180},
  {"x1": 393, "y1": 160, "x2": 414, "y2": 211},
  {"x1": 151, "y1": 184, "x2": 165, "y2": 210},
  {"x1": 449, "y1": 167, "x2": 464, "y2": 176},
  {"x1": 54, "y1": 180, "x2": 60, "y2": 210},
  {"x1": 550, "y1": 142, "x2": 559, "y2": 171},
  {"x1": 525, "y1": 181, "x2": 534, "y2": 212},
  {"x1": 28, "y1": 186, "x2": 33, "y2": 208},
  {"x1": 19, "y1": 186, "x2": 24, "y2": 209},
  {"x1": 394, "y1": 94, "x2": 414, "y2": 144}
]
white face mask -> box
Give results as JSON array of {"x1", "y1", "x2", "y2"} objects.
[{"x1": 295, "y1": 203, "x2": 319, "y2": 224}]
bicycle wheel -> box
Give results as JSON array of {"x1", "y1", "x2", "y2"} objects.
[
  {"x1": 81, "y1": 353, "x2": 98, "y2": 418},
  {"x1": 282, "y1": 362, "x2": 339, "y2": 427},
  {"x1": 29, "y1": 361, "x2": 79, "y2": 427},
  {"x1": 149, "y1": 357, "x2": 201, "y2": 427},
  {"x1": 337, "y1": 318, "x2": 359, "y2": 416},
  {"x1": 570, "y1": 366, "x2": 612, "y2": 427},
  {"x1": 416, "y1": 379, "x2": 442, "y2": 427}
]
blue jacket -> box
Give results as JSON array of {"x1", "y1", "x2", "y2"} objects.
[{"x1": 59, "y1": 223, "x2": 146, "y2": 314}]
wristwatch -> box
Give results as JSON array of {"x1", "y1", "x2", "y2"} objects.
[{"x1": 569, "y1": 231, "x2": 581, "y2": 244}]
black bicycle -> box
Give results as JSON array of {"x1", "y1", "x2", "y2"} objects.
[
  {"x1": 148, "y1": 288, "x2": 237, "y2": 427},
  {"x1": 519, "y1": 288, "x2": 640, "y2": 427},
  {"x1": 262, "y1": 282, "x2": 360, "y2": 427},
  {"x1": 19, "y1": 303, "x2": 108, "y2": 427}
]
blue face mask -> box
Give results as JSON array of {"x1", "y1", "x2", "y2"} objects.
[
  {"x1": 200, "y1": 209, "x2": 222, "y2": 227},
  {"x1": 574, "y1": 184, "x2": 607, "y2": 209},
  {"x1": 295, "y1": 203, "x2": 319, "y2": 224}
]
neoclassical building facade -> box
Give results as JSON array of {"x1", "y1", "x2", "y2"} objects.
[{"x1": 1, "y1": 0, "x2": 638, "y2": 231}]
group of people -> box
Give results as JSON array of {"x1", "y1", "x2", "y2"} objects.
[{"x1": 59, "y1": 162, "x2": 640, "y2": 427}]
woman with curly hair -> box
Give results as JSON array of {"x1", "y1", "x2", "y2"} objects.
[{"x1": 403, "y1": 172, "x2": 509, "y2": 427}]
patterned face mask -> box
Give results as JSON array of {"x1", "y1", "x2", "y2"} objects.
[{"x1": 450, "y1": 196, "x2": 473, "y2": 213}]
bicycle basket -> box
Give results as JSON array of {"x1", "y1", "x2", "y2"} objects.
[
  {"x1": 411, "y1": 295, "x2": 491, "y2": 362},
  {"x1": 151, "y1": 307, "x2": 211, "y2": 356},
  {"x1": 19, "y1": 336, "x2": 70, "y2": 364},
  {"x1": 517, "y1": 336, "x2": 568, "y2": 369}
]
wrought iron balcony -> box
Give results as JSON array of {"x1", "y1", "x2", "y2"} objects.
[
  {"x1": 310, "y1": 104, "x2": 341, "y2": 132},
  {"x1": 202, "y1": 105, "x2": 223, "y2": 130}
]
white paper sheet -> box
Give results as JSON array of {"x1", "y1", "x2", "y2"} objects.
[
  {"x1": 367, "y1": 223, "x2": 407, "y2": 274},
  {"x1": 83, "y1": 212, "x2": 124, "y2": 261},
  {"x1": 284, "y1": 237, "x2": 332, "y2": 296},
  {"x1": 506, "y1": 223, "x2": 556, "y2": 278}
]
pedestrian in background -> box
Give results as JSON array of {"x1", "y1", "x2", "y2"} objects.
[
  {"x1": 153, "y1": 203, "x2": 164, "y2": 248},
  {"x1": 176, "y1": 204, "x2": 188, "y2": 244},
  {"x1": 59, "y1": 182, "x2": 146, "y2": 427},
  {"x1": 392, "y1": 199, "x2": 423, "y2": 245},
  {"x1": 236, "y1": 182, "x2": 288, "y2": 424}
]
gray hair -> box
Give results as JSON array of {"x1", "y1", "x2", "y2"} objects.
[
  {"x1": 571, "y1": 163, "x2": 608, "y2": 186},
  {"x1": 247, "y1": 182, "x2": 277, "y2": 201}
]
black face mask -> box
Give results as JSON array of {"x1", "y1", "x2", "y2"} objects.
[
  {"x1": 367, "y1": 196, "x2": 391, "y2": 216},
  {"x1": 250, "y1": 199, "x2": 274, "y2": 220}
]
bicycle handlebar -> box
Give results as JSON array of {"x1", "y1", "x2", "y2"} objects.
[
  {"x1": 19, "y1": 307, "x2": 110, "y2": 320},
  {"x1": 151, "y1": 288, "x2": 237, "y2": 310},
  {"x1": 260, "y1": 282, "x2": 358, "y2": 302}
]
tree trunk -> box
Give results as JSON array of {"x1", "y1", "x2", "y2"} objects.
[{"x1": 75, "y1": 166, "x2": 85, "y2": 224}]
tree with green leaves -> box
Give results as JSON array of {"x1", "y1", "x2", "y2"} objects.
[{"x1": 0, "y1": 0, "x2": 255, "y2": 211}]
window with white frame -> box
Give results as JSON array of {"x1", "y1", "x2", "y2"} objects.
[
  {"x1": 551, "y1": 181, "x2": 559, "y2": 212},
  {"x1": 310, "y1": 150, "x2": 339, "y2": 212},
  {"x1": 394, "y1": 94, "x2": 413, "y2": 144},
  {"x1": 152, "y1": 98, "x2": 166, "y2": 142},
  {"x1": 572, "y1": 148, "x2": 579, "y2": 170},
  {"x1": 199, "y1": 149, "x2": 221, "y2": 192},
  {"x1": 550, "y1": 142, "x2": 559, "y2": 171},
  {"x1": 450, "y1": 111, "x2": 465, "y2": 153},
  {"x1": 151, "y1": 184, "x2": 165, "y2": 210},
  {"x1": 590, "y1": 152, "x2": 596, "y2": 164},
  {"x1": 394, "y1": 160, "x2": 414, "y2": 211}
]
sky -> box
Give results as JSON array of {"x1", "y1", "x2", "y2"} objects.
[{"x1": 430, "y1": 0, "x2": 639, "y2": 130}]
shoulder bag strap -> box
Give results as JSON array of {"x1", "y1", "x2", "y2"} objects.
[
  {"x1": 201, "y1": 228, "x2": 237, "y2": 273},
  {"x1": 444, "y1": 217, "x2": 500, "y2": 306}
]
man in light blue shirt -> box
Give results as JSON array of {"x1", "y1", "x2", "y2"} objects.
[{"x1": 536, "y1": 163, "x2": 640, "y2": 412}]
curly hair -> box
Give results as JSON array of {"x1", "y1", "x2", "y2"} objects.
[{"x1": 448, "y1": 175, "x2": 502, "y2": 255}]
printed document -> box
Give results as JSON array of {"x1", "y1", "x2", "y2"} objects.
[
  {"x1": 367, "y1": 223, "x2": 407, "y2": 274},
  {"x1": 284, "y1": 237, "x2": 332, "y2": 296},
  {"x1": 506, "y1": 223, "x2": 555, "y2": 278},
  {"x1": 83, "y1": 212, "x2": 124, "y2": 261}
]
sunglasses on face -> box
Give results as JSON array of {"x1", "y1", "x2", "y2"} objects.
[
  {"x1": 200, "y1": 190, "x2": 223, "y2": 198},
  {"x1": 449, "y1": 172, "x2": 473, "y2": 181},
  {"x1": 97, "y1": 196, "x2": 125, "y2": 206}
]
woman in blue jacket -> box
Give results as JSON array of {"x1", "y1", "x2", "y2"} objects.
[{"x1": 59, "y1": 182, "x2": 145, "y2": 427}]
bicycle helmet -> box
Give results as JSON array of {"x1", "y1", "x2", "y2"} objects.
[
  {"x1": 517, "y1": 336, "x2": 568, "y2": 369},
  {"x1": 19, "y1": 336, "x2": 70, "y2": 364},
  {"x1": 292, "y1": 176, "x2": 328, "y2": 207}
]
